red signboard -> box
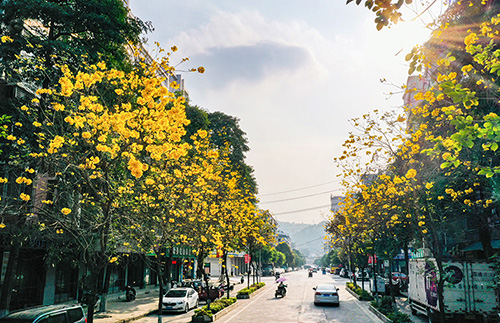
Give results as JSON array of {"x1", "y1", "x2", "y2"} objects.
[{"x1": 244, "y1": 254, "x2": 251, "y2": 264}]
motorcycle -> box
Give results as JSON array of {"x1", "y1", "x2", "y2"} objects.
[
  {"x1": 275, "y1": 283, "x2": 287, "y2": 298},
  {"x1": 308, "y1": 271, "x2": 313, "y2": 278},
  {"x1": 217, "y1": 282, "x2": 234, "y2": 292},
  {"x1": 125, "y1": 285, "x2": 136, "y2": 302}
]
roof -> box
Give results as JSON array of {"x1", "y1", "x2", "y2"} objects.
[
  {"x1": 462, "y1": 239, "x2": 500, "y2": 252},
  {"x1": 1, "y1": 304, "x2": 82, "y2": 320}
]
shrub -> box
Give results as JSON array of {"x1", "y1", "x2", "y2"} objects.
[
  {"x1": 346, "y1": 282, "x2": 373, "y2": 301},
  {"x1": 237, "y1": 287, "x2": 256, "y2": 295},
  {"x1": 386, "y1": 311, "x2": 412, "y2": 323},
  {"x1": 238, "y1": 282, "x2": 265, "y2": 295},
  {"x1": 358, "y1": 289, "x2": 373, "y2": 301},
  {"x1": 374, "y1": 296, "x2": 394, "y2": 315},
  {"x1": 252, "y1": 282, "x2": 265, "y2": 289},
  {"x1": 371, "y1": 296, "x2": 412, "y2": 323},
  {"x1": 193, "y1": 297, "x2": 237, "y2": 317}
]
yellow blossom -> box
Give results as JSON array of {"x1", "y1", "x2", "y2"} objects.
[
  {"x1": 405, "y1": 169, "x2": 417, "y2": 179},
  {"x1": 1, "y1": 36, "x2": 13, "y2": 43}
]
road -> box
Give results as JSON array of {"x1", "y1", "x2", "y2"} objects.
[{"x1": 134, "y1": 270, "x2": 384, "y2": 323}]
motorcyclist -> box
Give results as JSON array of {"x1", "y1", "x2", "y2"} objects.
[
  {"x1": 277, "y1": 281, "x2": 287, "y2": 294},
  {"x1": 125, "y1": 285, "x2": 136, "y2": 301}
]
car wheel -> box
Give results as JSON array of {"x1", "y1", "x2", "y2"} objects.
[
  {"x1": 185, "y1": 303, "x2": 189, "y2": 313},
  {"x1": 195, "y1": 300, "x2": 199, "y2": 308}
]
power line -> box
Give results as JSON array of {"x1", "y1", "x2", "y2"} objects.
[
  {"x1": 258, "y1": 180, "x2": 340, "y2": 197},
  {"x1": 294, "y1": 236, "x2": 326, "y2": 247},
  {"x1": 273, "y1": 204, "x2": 332, "y2": 215},
  {"x1": 260, "y1": 188, "x2": 342, "y2": 204}
]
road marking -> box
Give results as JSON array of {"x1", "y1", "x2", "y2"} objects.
[{"x1": 219, "y1": 285, "x2": 272, "y2": 322}]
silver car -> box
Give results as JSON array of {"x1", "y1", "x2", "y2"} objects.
[
  {"x1": 162, "y1": 287, "x2": 199, "y2": 313},
  {"x1": 313, "y1": 284, "x2": 340, "y2": 306}
]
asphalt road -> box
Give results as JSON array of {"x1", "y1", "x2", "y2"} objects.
[
  {"x1": 217, "y1": 270, "x2": 381, "y2": 323},
  {"x1": 135, "y1": 270, "x2": 384, "y2": 323}
]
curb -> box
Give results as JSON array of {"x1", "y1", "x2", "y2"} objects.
[
  {"x1": 345, "y1": 286, "x2": 360, "y2": 300},
  {"x1": 236, "y1": 285, "x2": 266, "y2": 299},
  {"x1": 191, "y1": 299, "x2": 240, "y2": 322},
  {"x1": 369, "y1": 305, "x2": 393, "y2": 323},
  {"x1": 192, "y1": 284, "x2": 267, "y2": 322}
]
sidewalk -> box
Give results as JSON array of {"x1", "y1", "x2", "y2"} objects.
[{"x1": 93, "y1": 277, "x2": 247, "y2": 323}]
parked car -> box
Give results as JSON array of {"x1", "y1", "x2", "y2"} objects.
[
  {"x1": 162, "y1": 287, "x2": 199, "y2": 313},
  {"x1": 313, "y1": 284, "x2": 340, "y2": 306},
  {"x1": 334, "y1": 267, "x2": 342, "y2": 275},
  {"x1": 0, "y1": 304, "x2": 86, "y2": 323}
]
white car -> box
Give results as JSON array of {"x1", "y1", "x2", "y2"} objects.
[
  {"x1": 313, "y1": 284, "x2": 340, "y2": 306},
  {"x1": 162, "y1": 287, "x2": 199, "y2": 312}
]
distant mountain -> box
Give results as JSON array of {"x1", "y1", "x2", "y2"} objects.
[{"x1": 277, "y1": 221, "x2": 327, "y2": 259}]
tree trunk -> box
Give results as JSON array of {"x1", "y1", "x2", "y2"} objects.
[
  {"x1": 361, "y1": 267, "x2": 365, "y2": 291},
  {"x1": 435, "y1": 254, "x2": 446, "y2": 323},
  {"x1": 403, "y1": 242, "x2": 409, "y2": 275},
  {"x1": 0, "y1": 242, "x2": 20, "y2": 316},
  {"x1": 165, "y1": 250, "x2": 172, "y2": 290},
  {"x1": 247, "y1": 263, "x2": 251, "y2": 289},
  {"x1": 157, "y1": 259, "x2": 164, "y2": 316},
  {"x1": 223, "y1": 252, "x2": 230, "y2": 298},
  {"x1": 372, "y1": 256, "x2": 378, "y2": 298},
  {"x1": 389, "y1": 255, "x2": 396, "y2": 304},
  {"x1": 478, "y1": 218, "x2": 493, "y2": 258},
  {"x1": 86, "y1": 267, "x2": 100, "y2": 323},
  {"x1": 98, "y1": 264, "x2": 111, "y2": 313}
]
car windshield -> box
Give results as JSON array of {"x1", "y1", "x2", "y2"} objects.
[
  {"x1": 165, "y1": 290, "x2": 187, "y2": 298},
  {"x1": 317, "y1": 284, "x2": 336, "y2": 291}
]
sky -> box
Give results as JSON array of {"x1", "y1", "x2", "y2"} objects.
[{"x1": 129, "y1": 0, "x2": 440, "y2": 224}]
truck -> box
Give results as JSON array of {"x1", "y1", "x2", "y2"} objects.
[
  {"x1": 408, "y1": 258, "x2": 498, "y2": 322},
  {"x1": 261, "y1": 263, "x2": 275, "y2": 276}
]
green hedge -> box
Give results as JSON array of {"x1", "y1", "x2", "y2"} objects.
[
  {"x1": 346, "y1": 282, "x2": 373, "y2": 301},
  {"x1": 193, "y1": 297, "x2": 237, "y2": 318},
  {"x1": 237, "y1": 282, "x2": 265, "y2": 295},
  {"x1": 371, "y1": 296, "x2": 412, "y2": 323}
]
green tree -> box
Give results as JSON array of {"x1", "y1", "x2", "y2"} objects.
[
  {"x1": 276, "y1": 241, "x2": 295, "y2": 268},
  {"x1": 0, "y1": 0, "x2": 147, "y2": 86},
  {"x1": 207, "y1": 112, "x2": 257, "y2": 194}
]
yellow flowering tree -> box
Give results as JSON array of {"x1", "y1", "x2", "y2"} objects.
[
  {"x1": 5, "y1": 50, "x2": 192, "y2": 321},
  {"x1": 341, "y1": 2, "x2": 500, "y2": 321}
]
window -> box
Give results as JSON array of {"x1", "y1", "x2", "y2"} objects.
[
  {"x1": 47, "y1": 313, "x2": 67, "y2": 323},
  {"x1": 67, "y1": 308, "x2": 83, "y2": 322}
]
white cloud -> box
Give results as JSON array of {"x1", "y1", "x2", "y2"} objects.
[{"x1": 130, "y1": 2, "x2": 434, "y2": 223}]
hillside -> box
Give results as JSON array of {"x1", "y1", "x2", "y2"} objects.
[{"x1": 278, "y1": 221, "x2": 327, "y2": 259}]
